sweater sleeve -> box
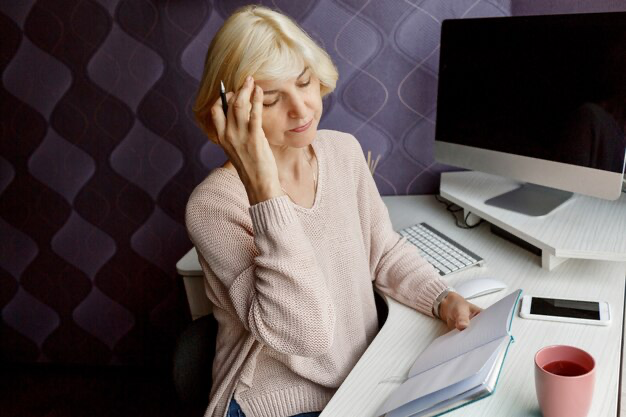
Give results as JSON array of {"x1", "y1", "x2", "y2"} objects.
[
  {"x1": 185, "y1": 187, "x2": 335, "y2": 357},
  {"x1": 347, "y1": 135, "x2": 449, "y2": 317}
]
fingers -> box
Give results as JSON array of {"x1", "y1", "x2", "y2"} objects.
[
  {"x1": 212, "y1": 77, "x2": 262, "y2": 149},
  {"x1": 456, "y1": 302, "x2": 483, "y2": 330},
  {"x1": 469, "y1": 304, "x2": 482, "y2": 319},
  {"x1": 226, "y1": 93, "x2": 237, "y2": 134},
  {"x1": 446, "y1": 315, "x2": 456, "y2": 330},
  {"x1": 232, "y1": 76, "x2": 255, "y2": 130},
  {"x1": 451, "y1": 300, "x2": 472, "y2": 331},
  {"x1": 249, "y1": 85, "x2": 264, "y2": 134},
  {"x1": 441, "y1": 297, "x2": 483, "y2": 331},
  {"x1": 211, "y1": 92, "x2": 234, "y2": 144},
  {"x1": 455, "y1": 307, "x2": 470, "y2": 330}
]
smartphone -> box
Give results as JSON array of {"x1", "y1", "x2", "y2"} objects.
[{"x1": 519, "y1": 295, "x2": 610, "y2": 326}]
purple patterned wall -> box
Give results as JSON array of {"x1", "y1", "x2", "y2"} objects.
[
  {"x1": 1, "y1": 0, "x2": 213, "y2": 365},
  {"x1": 1, "y1": 0, "x2": 622, "y2": 366}
]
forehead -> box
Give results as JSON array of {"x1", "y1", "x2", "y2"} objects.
[{"x1": 255, "y1": 67, "x2": 309, "y2": 90}]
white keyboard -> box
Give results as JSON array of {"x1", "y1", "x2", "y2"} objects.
[{"x1": 398, "y1": 222, "x2": 484, "y2": 276}]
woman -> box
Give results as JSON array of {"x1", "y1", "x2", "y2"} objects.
[{"x1": 186, "y1": 5, "x2": 481, "y2": 417}]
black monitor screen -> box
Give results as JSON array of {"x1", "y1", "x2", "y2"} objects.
[{"x1": 436, "y1": 12, "x2": 626, "y2": 173}]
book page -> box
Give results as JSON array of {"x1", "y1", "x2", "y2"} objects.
[
  {"x1": 415, "y1": 338, "x2": 510, "y2": 417},
  {"x1": 409, "y1": 290, "x2": 521, "y2": 377},
  {"x1": 378, "y1": 337, "x2": 505, "y2": 417}
]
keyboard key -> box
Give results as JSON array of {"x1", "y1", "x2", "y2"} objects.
[{"x1": 398, "y1": 222, "x2": 484, "y2": 277}]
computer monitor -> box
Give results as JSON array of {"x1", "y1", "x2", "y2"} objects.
[{"x1": 434, "y1": 12, "x2": 626, "y2": 216}]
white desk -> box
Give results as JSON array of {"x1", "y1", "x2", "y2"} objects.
[
  {"x1": 177, "y1": 195, "x2": 626, "y2": 416},
  {"x1": 320, "y1": 195, "x2": 625, "y2": 417},
  {"x1": 177, "y1": 248, "x2": 212, "y2": 320}
]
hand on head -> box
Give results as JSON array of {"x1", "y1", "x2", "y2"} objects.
[
  {"x1": 438, "y1": 292, "x2": 482, "y2": 331},
  {"x1": 210, "y1": 76, "x2": 282, "y2": 205},
  {"x1": 211, "y1": 76, "x2": 266, "y2": 152}
]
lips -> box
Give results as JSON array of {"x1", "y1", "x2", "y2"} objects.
[{"x1": 289, "y1": 119, "x2": 312, "y2": 132}]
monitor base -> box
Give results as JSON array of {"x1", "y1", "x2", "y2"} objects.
[{"x1": 484, "y1": 183, "x2": 573, "y2": 217}]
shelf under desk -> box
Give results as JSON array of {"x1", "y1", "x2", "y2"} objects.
[{"x1": 320, "y1": 195, "x2": 625, "y2": 417}]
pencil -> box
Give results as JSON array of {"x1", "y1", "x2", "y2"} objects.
[{"x1": 220, "y1": 80, "x2": 228, "y2": 115}]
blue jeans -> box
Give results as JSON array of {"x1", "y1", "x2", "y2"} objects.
[{"x1": 228, "y1": 396, "x2": 321, "y2": 417}]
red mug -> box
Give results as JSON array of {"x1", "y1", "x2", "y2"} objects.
[{"x1": 534, "y1": 345, "x2": 595, "y2": 417}]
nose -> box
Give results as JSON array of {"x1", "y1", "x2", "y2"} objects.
[{"x1": 287, "y1": 93, "x2": 308, "y2": 120}]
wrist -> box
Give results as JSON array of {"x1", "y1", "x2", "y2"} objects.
[
  {"x1": 247, "y1": 187, "x2": 284, "y2": 205},
  {"x1": 438, "y1": 291, "x2": 465, "y2": 321},
  {"x1": 432, "y1": 287, "x2": 455, "y2": 319},
  {"x1": 244, "y1": 177, "x2": 283, "y2": 205}
]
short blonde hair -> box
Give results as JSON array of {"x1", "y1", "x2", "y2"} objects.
[{"x1": 193, "y1": 5, "x2": 339, "y2": 141}]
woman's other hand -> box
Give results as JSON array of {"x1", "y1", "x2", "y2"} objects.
[
  {"x1": 438, "y1": 292, "x2": 482, "y2": 331},
  {"x1": 210, "y1": 76, "x2": 282, "y2": 205}
]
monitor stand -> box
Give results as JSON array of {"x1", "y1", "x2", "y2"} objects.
[
  {"x1": 484, "y1": 183, "x2": 573, "y2": 216},
  {"x1": 439, "y1": 171, "x2": 626, "y2": 271}
]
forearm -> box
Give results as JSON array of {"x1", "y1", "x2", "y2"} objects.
[
  {"x1": 186, "y1": 189, "x2": 334, "y2": 357},
  {"x1": 243, "y1": 195, "x2": 336, "y2": 355}
]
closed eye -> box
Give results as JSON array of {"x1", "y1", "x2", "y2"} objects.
[{"x1": 263, "y1": 79, "x2": 312, "y2": 107}]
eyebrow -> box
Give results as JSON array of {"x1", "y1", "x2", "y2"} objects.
[{"x1": 263, "y1": 67, "x2": 309, "y2": 95}]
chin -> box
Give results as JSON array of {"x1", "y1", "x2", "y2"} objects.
[{"x1": 286, "y1": 134, "x2": 315, "y2": 148}]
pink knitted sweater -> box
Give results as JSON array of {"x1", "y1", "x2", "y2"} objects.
[{"x1": 185, "y1": 130, "x2": 449, "y2": 417}]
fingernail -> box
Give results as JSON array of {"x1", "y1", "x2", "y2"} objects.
[{"x1": 246, "y1": 76, "x2": 252, "y2": 83}]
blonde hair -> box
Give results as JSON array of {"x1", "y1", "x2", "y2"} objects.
[{"x1": 193, "y1": 5, "x2": 339, "y2": 141}]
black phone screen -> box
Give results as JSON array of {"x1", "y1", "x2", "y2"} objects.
[{"x1": 530, "y1": 297, "x2": 600, "y2": 320}]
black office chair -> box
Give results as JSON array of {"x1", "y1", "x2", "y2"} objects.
[
  {"x1": 171, "y1": 290, "x2": 388, "y2": 407},
  {"x1": 172, "y1": 313, "x2": 218, "y2": 407},
  {"x1": 373, "y1": 289, "x2": 389, "y2": 329}
]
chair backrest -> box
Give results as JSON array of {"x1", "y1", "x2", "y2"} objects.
[{"x1": 172, "y1": 313, "x2": 218, "y2": 406}]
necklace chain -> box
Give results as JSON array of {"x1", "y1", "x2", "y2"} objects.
[{"x1": 280, "y1": 146, "x2": 317, "y2": 201}]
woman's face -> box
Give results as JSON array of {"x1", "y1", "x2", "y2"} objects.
[{"x1": 254, "y1": 66, "x2": 323, "y2": 149}]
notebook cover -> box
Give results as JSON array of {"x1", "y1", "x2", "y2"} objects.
[
  {"x1": 427, "y1": 289, "x2": 522, "y2": 417},
  {"x1": 380, "y1": 289, "x2": 523, "y2": 417}
]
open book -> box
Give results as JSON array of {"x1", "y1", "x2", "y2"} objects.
[{"x1": 375, "y1": 289, "x2": 522, "y2": 417}]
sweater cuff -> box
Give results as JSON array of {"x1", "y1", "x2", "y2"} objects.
[
  {"x1": 415, "y1": 278, "x2": 450, "y2": 317},
  {"x1": 248, "y1": 195, "x2": 297, "y2": 234}
]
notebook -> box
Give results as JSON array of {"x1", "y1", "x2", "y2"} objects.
[{"x1": 375, "y1": 289, "x2": 522, "y2": 417}]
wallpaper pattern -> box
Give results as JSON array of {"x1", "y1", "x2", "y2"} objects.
[{"x1": 1, "y1": 0, "x2": 621, "y2": 365}]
